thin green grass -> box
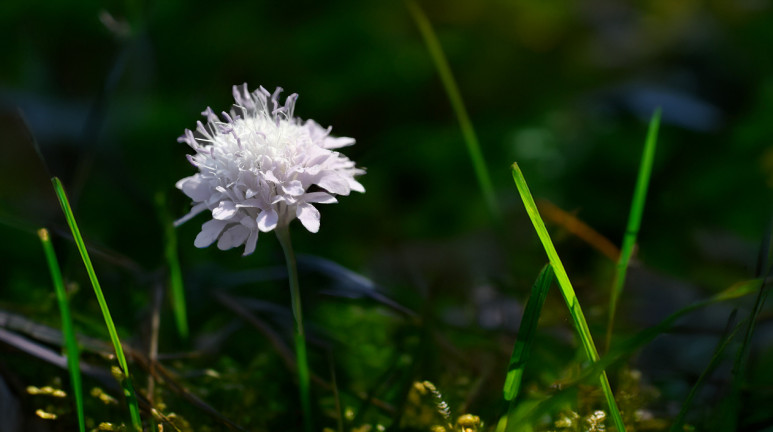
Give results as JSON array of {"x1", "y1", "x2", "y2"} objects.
[
  {"x1": 38, "y1": 228, "x2": 86, "y2": 432},
  {"x1": 606, "y1": 108, "x2": 661, "y2": 350},
  {"x1": 51, "y1": 177, "x2": 143, "y2": 431},
  {"x1": 511, "y1": 163, "x2": 626, "y2": 432},
  {"x1": 546, "y1": 277, "x2": 765, "y2": 394},
  {"x1": 155, "y1": 191, "x2": 188, "y2": 339},
  {"x1": 496, "y1": 264, "x2": 554, "y2": 432},
  {"x1": 503, "y1": 264, "x2": 555, "y2": 402},
  {"x1": 405, "y1": 0, "x2": 499, "y2": 219},
  {"x1": 720, "y1": 224, "x2": 772, "y2": 430},
  {"x1": 670, "y1": 310, "x2": 744, "y2": 431}
]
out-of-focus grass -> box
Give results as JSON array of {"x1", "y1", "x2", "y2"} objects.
[{"x1": 37, "y1": 227, "x2": 85, "y2": 432}]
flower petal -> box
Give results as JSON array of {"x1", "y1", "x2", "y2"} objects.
[
  {"x1": 296, "y1": 203, "x2": 320, "y2": 233},
  {"x1": 257, "y1": 208, "x2": 279, "y2": 232},
  {"x1": 194, "y1": 219, "x2": 228, "y2": 248},
  {"x1": 242, "y1": 228, "x2": 259, "y2": 256},
  {"x1": 316, "y1": 173, "x2": 350, "y2": 195},
  {"x1": 176, "y1": 175, "x2": 211, "y2": 202},
  {"x1": 324, "y1": 136, "x2": 355, "y2": 149},
  {"x1": 217, "y1": 224, "x2": 250, "y2": 250},
  {"x1": 348, "y1": 177, "x2": 365, "y2": 193},
  {"x1": 303, "y1": 192, "x2": 337, "y2": 204},
  {"x1": 212, "y1": 201, "x2": 238, "y2": 220},
  {"x1": 174, "y1": 202, "x2": 207, "y2": 227},
  {"x1": 281, "y1": 180, "x2": 305, "y2": 196}
]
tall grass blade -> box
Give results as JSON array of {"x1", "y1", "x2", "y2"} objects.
[
  {"x1": 670, "y1": 310, "x2": 744, "y2": 431},
  {"x1": 511, "y1": 163, "x2": 626, "y2": 432},
  {"x1": 155, "y1": 192, "x2": 188, "y2": 339},
  {"x1": 496, "y1": 276, "x2": 766, "y2": 430},
  {"x1": 38, "y1": 228, "x2": 86, "y2": 432},
  {"x1": 555, "y1": 277, "x2": 765, "y2": 390},
  {"x1": 497, "y1": 264, "x2": 554, "y2": 432},
  {"x1": 606, "y1": 108, "x2": 661, "y2": 349},
  {"x1": 405, "y1": 0, "x2": 499, "y2": 219},
  {"x1": 721, "y1": 221, "x2": 772, "y2": 430},
  {"x1": 51, "y1": 177, "x2": 143, "y2": 431},
  {"x1": 503, "y1": 264, "x2": 554, "y2": 401}
]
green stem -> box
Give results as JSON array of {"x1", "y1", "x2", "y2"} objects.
[
  {"x1": 275, "y1": 226, "x2": 313, "y2": 432},
  {"x1": 38, "y1": 228, "x2": 86, "y2": 432},
  {"x1": 155, "y1": 191, "x2": 188, "y2": 339},
  {"x1": 51, "y1": 177, "x2": 143, "y2": 431}
]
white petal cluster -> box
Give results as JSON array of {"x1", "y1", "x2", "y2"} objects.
[{"x1": 175, "y1": 84, "x2": 365, "y2": 255}]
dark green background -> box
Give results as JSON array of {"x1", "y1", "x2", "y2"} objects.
[{"x1": 2, "y1": 0, "x2": 772, "y2": 430}]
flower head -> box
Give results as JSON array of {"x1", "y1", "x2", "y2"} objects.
[{"x1": 175, "y1": 84, "x2": 365, "y2": 255}]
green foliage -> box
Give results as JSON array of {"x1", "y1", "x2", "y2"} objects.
[
  {"x1": 1, "y1": 1, "x2": 772, "y2": 431},
  {"x1": 37, "y1": 228, "x2": 86, "y2": 432},
  {"x1": 511, "y1": 164, "x2": 625, "y2": 432},
  {"x1": 51, "y1": 177, "x2": 142, "y2": 431}
]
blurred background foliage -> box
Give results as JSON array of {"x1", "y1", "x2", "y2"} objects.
[{"x1": 1, "y1": 0, "x2": 773, "y2": 430}]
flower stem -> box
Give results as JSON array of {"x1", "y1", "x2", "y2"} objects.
[{"x1": 275, "y1": 226, "x2": 312, "y2": 432}]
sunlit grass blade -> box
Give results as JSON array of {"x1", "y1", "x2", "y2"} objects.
[
  {"x1": 494, "y1": 277, "x2": 765, "y2": 430},
  {"x1": 155, "y1": 191, "x2": 188, "y2": 339},
  {"x1": 38, "y1": 228, "x2": 86, "y2": 432},
  {"x1": 511, "y1": 163, "x2": 625, "y2": 432},
  {"x1": 51, "y1": 177, "x2": 143, "y2": 431},
  {"x1": 606, "y1": 108, "x2": 661, "y2": 349},
  {"x1": 670, "y1": 310, "x2": 744, "y2": 431},
  {"x1": 405, "y1": 0, "x2": 499, "y2": 219}
]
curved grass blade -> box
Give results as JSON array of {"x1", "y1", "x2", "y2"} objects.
[
  {"x1": 504, "y1": 264, "x2": 554, "y2": 401},
  {"x1": 38, "y1": 228, "x2": 86, "y2": 432},
  {"x1": 405, "y1": 0, "x2": 499, "y2": 219},
  {"x1": 551, "y1": 278, "x2": 765, "y2": 392},
  {"x1": 511, "y1": 163, "x2": 625, "y2": 432},
  {"x1": 720, "y1": 221, "x2": 772, "y2": 430},
  {"x1": 670, "y1": 310, "x2": 744, "y2": 431},
  {"x1": 498, "y1": 264, "x2": 554, "y2": 432},
  {"x1": 493, "y1": 277, "x2": 765, "y2": 430},
  {"x1": 51, "y1": 177, "x2": 143, "y2": 431},
  {"x1": 606, "y1": 108, "x2": 661, "y2": 349},
  {"x1": 155, "y1": 191, "x2": 188, "y2": 339}
]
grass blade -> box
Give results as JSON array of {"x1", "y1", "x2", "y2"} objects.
[
  {"x1": 720, "y1": 222, "x2": 772, "y2": 430},
  {"x1": 606, "y1": 108, "x2": 661, "y2": 349},
  {"x1": 670, "y1": 310, "x2": 744, "y2": 431},
  {"x1": 405, "y1": 0, "x2": 499, "y2": 219},
  {"x1": 155, "y1": 191, "x2": 188, "y2": 339},
  {"x1": 497, "y1": 264, "x2": 554, "y2": 432},
  {"x1": 560, "y1": 277, "x2": 765, "y2": 390},
  {"x1": 51, "y1": 177, "x2": 143, "y2": 431},
  {"x1": 38, "y1": 228, "x2": 86, "y2": 432},
  {"x1": 503, "y1": 264, "x2": 554, "y2": 401},
  {"x1": 511, "y1": 163, "x2": 626, "y2": 432}
]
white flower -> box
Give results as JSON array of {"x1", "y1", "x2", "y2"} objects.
[{"x1": 175, "y1": 84, "x2": 365, "y2": 255}]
